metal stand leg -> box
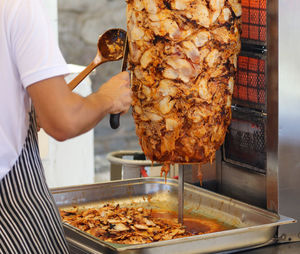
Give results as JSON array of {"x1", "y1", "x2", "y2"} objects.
[{"x1": 178, "y1": 164, "x2": 184, "y2": 224}]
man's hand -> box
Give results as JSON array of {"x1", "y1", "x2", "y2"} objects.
[{"x1": 97, "y1": 71, "x2": 132, "y2": 115}]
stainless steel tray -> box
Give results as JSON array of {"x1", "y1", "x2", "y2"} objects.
[{"x1": 52, "y1": 178, "x2": 295, "y2": 254}]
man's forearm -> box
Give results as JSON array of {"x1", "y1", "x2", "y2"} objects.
[{"x1": 27, "y1": 76, "x2": 113, "y2": 141}]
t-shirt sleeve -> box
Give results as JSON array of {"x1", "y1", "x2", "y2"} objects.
[{"x1": 10, "y1": 0, "x2": 69, "y2": 88}]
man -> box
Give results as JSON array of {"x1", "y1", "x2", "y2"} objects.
[{"x1": 0, "y1": 0, "x2": 132, "y2": 253}]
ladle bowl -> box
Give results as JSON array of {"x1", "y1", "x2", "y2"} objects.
[{"x1": 68, "y1": 28, "x2": 127, "y2": 90}]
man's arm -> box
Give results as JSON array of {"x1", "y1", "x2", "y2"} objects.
[{"x1": 27, "y1": 71, "x2": 132, "y2": 141}]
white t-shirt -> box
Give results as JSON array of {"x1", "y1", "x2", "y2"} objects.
[{"x1": 0, "y1": 0, "x2": 69, "y2": 180}]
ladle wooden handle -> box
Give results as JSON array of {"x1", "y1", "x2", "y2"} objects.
[{"x1": 68, "y1": 61, "x2": 99, "y2": 91}]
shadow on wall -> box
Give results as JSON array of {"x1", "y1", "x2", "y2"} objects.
[{"x1": 58, "y1": 0, "x2": 140, "y2": 176}]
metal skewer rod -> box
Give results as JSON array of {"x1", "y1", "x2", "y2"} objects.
[{"x1": 178, "y1": 164, "x2": 184, "y2": 224}]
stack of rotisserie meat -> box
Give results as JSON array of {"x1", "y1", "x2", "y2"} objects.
[{"x1": 127, "y1": 0, "x2": 241, "y2": 165}]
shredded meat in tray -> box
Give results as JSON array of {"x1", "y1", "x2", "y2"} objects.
[{"x1": 60, "y1": 204, "x2": 223, "y2": 244}]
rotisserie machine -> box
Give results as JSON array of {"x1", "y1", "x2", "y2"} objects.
[
  {"x1": 214, "y1": 0, "x2": 300, "y2": 243},
  {"x1": 175, "y1": 0, "x2": 300, "y2": 243}
]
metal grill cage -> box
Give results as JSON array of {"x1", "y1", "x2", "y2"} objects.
[
  {"x1": 233, "y1": 52, "x2": 266, "y2": 111},
  {"x1": 223, "y1": 0, "x2": 268, "y2": 172},
  {"x1": 241, "y1": 0, "x2": 267, "y2": 44},
  {"x1": 224, "y1": 108, "x2": 266, "y2": 173}
]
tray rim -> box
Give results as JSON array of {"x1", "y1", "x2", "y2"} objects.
[{"x1": 62, "y1": 214, "x2": 295, "y2": 251}]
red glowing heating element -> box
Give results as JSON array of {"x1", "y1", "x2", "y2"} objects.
[
  {"x1": 241, "y1": 0, "x2": 267, "y2": 42},
  {"x1": 233, "y1": 55, "x2": 266, "y2": 109}
]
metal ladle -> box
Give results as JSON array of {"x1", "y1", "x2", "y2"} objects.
[{"x1": 68, "y1": 28, "x2": 126, "y2": 91}]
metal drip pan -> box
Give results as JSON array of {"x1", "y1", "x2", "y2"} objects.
[{"x1": 52, "y1": 178, "x2": 295, "y2": 254}]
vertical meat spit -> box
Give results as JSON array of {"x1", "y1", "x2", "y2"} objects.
[{"x1": 178, "y1": 164, "x2": 185, "y2": 224}]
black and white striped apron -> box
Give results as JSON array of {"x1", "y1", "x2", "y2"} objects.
[{"x1": 0, "y1": 111, "x2": 69, "y2": 254}]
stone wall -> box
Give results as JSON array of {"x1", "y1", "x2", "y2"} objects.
[{"x1": 58, "y1": 0, "x2": 140, "y2": 179}]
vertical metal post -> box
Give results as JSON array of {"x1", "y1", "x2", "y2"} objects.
[
  {"x1": 178, "y1": 164, "x2": 184, "y2": 224},
  {"x1": 266, "y1": 0, "x2": 279, "y2": 213}
]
